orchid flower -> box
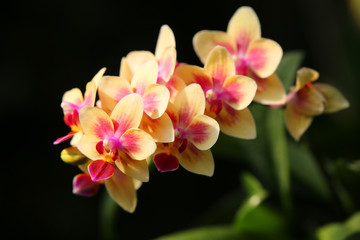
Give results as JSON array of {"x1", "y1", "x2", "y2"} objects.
[
  {"x1": 193, "y1": 6, "x2": 285, "y2": 105},
  {"x1": 285, "y1": 67, "x2": 349, "y2": 141},
  {"x1": 53, "y1": 68, "x2": 106, "y2": 145},
  {"x1": 175, "y1": 46, "x2": 257, "y2": 139},
  {"x1": 99, "y1": 60, "x2": 174, "y2": 143},
  {"x1": 119, "y1": 25, "x2": 183, "y2": 101},
  {"x1": 153, "y1": 84, "x2": 220, "y2": 176},
  {"x1": 77, "y1": 93, "x2": 156, "y2": 184}
]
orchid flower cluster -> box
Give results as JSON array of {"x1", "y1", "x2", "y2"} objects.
[{"x1": 54, "y1": 6, "x2": 349, "y2": 213}]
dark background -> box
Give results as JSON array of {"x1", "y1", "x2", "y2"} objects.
[{"x1": 3, "y1": 0, "x2": 359, "y2": 239}]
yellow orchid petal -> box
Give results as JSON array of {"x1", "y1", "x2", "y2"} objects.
[
  {"x1": 165, "y1": 102, "x2": 178, "y2": 127},
  {"x1": 155, "y1": 24, "x2": 176, "y2": 59},
  {"x1": 120, "y1": 128, "x2": 156, "y2": 160},
  {"x1": 178, "y1": 144, "x2": 214, "y2": 177},
  {"x1": 77, "y1": 107, "x2": 114, "y2": 160},
  {"x1": 61, "y1": 88, "x2": 83, "y2": 114},
  {"x1": 174, "y1": 84, "x2": 206, "y2": 127},
  {"x1": 126, "y1": 50, "x2": 156, "y2": 75},
  {"x1": 119, "y1": 57, "x2": 133, "y2": 82},
  {"x1": 98, "y1": 76, "x2": 132, "y2": 114},
  {"x1": 163, "y1": 75, "x2": 186, "y2": 103},
  {"x1": 115, "y1": 153, "x2": 149, "y2": 182},
  {"x1": 285, "y1": 103, "x2": 313, "y2": 141},
  {"x1": 292, "y1": 85, "x2": 325, "y2": 116},
  {"x1": 110, "y1": 93, "x2": 144, "y2": 137},
  {"x1": 296, "y1": 67, "x2": 319, "y2": 91},
  {"x1": 246, "y1": 38, "x2": 283, "y2": 78},
  {"x1": 143, "y1": 83, "x2": 170, "y2": 118},
  {"x1": 90, "y1": 67, "x2": 106, "y2": 88},
  {"x1": 227, "y1": 6, "x2": 261, "y2": 55},
  {"x1": 140, "y1": 112, "x2": 175, "y2": 143},
  {"x1": 131, "y1": 59, "x2": 158, "y2": 95},
  {"x1": 70, "y1": 131, "x2": 83, "y2": 147},
  {"x1": 222, "y1": 75, "x2": 257, "y2": 110},
  {"x1": 79, "y1": 107, "x2": 114, "y2": 140},
  {"x1": 251, "y1": 73, "x2": 287, "y2": 105},
  {"x1": 186, "y1": 114, "x2": 220, "y2": 151},
  {"x1": 205, "y1": 46, "x2": 235, "y2": 87},
  {"x1": 216, "y1": 105, "x2": 256, "y2": 139},
  {"x1": 174, "y1": 64, "x2": 213, "y2": 91},
  {"x1": 104, "y1": 168, "x2": 137, "y2": 213},
  {"x1": 83, "y1": 81, "x2": 97, "y2": 108},
  {"x1": 314, "y1": 83, "x2": 350, "y2": 113},
  {"x1": 158, "y1": 46, "x2": 176, "y2": 82},
  {"x1": 193, "y1": 30, "x2": 237, "y2": 64}
]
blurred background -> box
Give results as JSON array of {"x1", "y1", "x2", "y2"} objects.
[{"x1": 3, "y1": 0, "x2": 360, "y2": 239}]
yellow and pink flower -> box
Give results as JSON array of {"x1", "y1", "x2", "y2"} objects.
[
  {"x1": 153, "y1": 84, "x2": 220, "y2": 176},
  {"x1": 193, "y1": 6, "x2": 285, "y2": 105},
  {"x1": 175, "y1": 46, "x2": 257, "y2": 139},
  {"x1": 54, "y1": 68, "x2": 106, "y2": 145},
  {"x1": 285, "y1": 67, "x2": 349, "y2": 141}
]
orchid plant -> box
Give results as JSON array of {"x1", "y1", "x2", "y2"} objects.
[{"x1": 54, "y1": 5, "x2": 353, "y2": 239}]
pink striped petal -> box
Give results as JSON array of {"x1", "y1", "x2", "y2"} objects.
[
  {"x1": 178, "y1": 144, "x2": 214, "y2": 177},
  {"x1": 221, "y1": 75, "x2": 257, "y2": 110},
  {"x1": 115, "y1": 153, "x2": 149, "y2": 182},
  {"x1": 153, "y1": 153, "x2": 179, "y2": 172},
  {"x1": 98, "y1": 76, "x2": 132, "y2": 114},
  {"x1": 72, "y1": 173, "x2": 100, "y2": 197},
  {"x1": 292, "y1": 85, "x2": 325, "y2": 116},
  {"x1": 79, "y1": 107, "x2": 114, "y2": 140},
  {"x1": 204, "y1": 46, "x2": 235, "y2": 87},
  {"x1": 174, "y1": 64, "x2": 213, "y2": 92},
  {"x1": 193, "y1": 30, "x2": 237, "y2": 64},
  {"x1": 110, "y1": 93, "x2": 144, "y2": 137},
  {"x1": 143, "y1": 84, "x2": 170, "y2": 119},
  {"x1": 82, "y1": 81, "x2": 97, "y2": 108},
  {"x1": 158, "y1": 75, "x2": 186, "y2": 103},
  {"x1": 104, "y1": 168, "x2": 137, "y2": 213},
  {"x1": 139, "y1": 113, "x2": 174, "y2": 143},
  {"x1": 216, "y1": 105, "x2": 256, "y2": 139},
  {"x1": 120, "y1": 128, "x2": 156, "y2": 160},
  {"x1": 155, "y1": 24, "x2": 176, "y2": 59},
  {"x1": 227, "y1": 6, "x2": 261, "y2": 55},
  {"x1": 174, "y1": 84, "x2": 206, "y2": 128},
  {"x1": 158, "y1": 46, "x2": 176, "y2": 83},
  {"x1": 53, "y1": 131, "x2": 76, "y2": 145},
  {"x1": 61, "y1": 88, "x2": 83, "y2": 114},
  {"x1": 131, "y1": 60, "x2": 158, "y2": 96},
  {"x1": 186, "y1": 115, "x2": 220, "y2": 151},
  {"x1": 246, "y1": 38, "x2": 283, "y2": 78},
  {"x1": 88, "y1": 160, "x2": 115, "y2": 182}
]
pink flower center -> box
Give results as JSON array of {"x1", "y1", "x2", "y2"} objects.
[
  {"x1": 205, "y1": 89, "x2": 223, "y2": 115},
  {"x1": 96, "y1": 137, "x2": 121, "y2": 161}
]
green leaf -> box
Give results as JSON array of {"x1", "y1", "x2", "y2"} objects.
[
  {"x1": 266, "y1": 108, "x2": 291, "y2": 212},
  {"x1": 235, "y1": 204, "x2": 288, "y2": 239},
  {"x1": 234, "y1": 172, "x2": 268, "y2": 222},
  {"x1": 288, "y1": 142, "x2": 331, "y2": 200},
  {"x1": 276, "y1": 50, "x2": 305, "y2": 91},
  {"x1": 316, "y1": 212, "x2": 360, "y2": 240},
  {"x1": 155, "y1": 225, "x2": 241, "y2": 240}
]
